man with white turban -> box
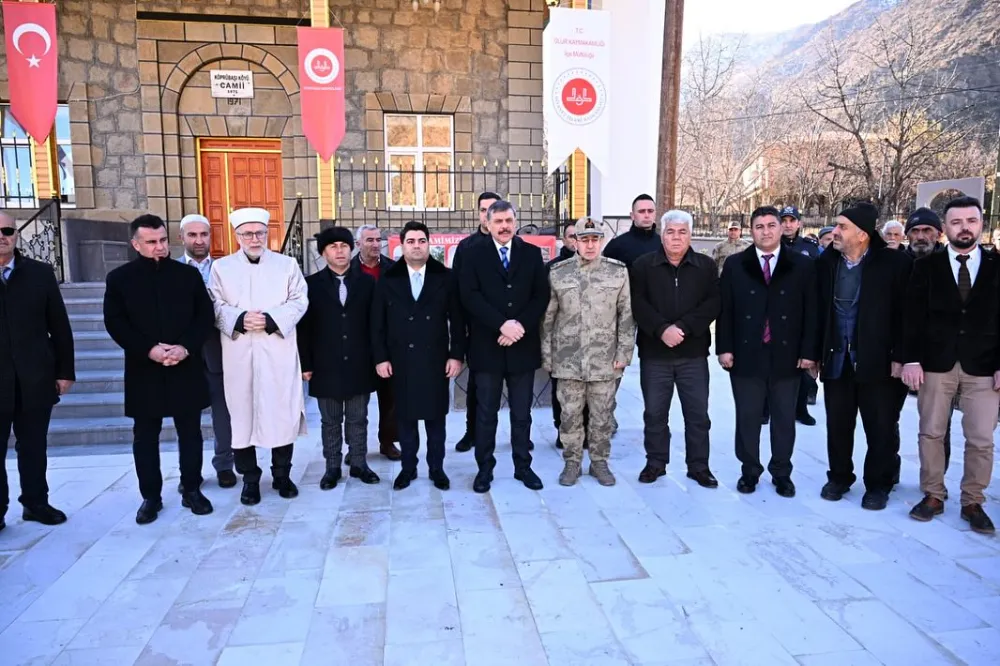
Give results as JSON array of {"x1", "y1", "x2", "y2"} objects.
[{"x1": 207, "y1": 208, "x2": 309, "y2": 505}]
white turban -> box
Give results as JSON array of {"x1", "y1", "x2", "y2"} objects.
[
  {"x1": 229, "y1": 207, "x2": 270, "y2": 229},
  {"x1": 179, "y1": 214, "x2": 209, "y2": 230}
]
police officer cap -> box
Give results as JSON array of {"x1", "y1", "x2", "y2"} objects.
[
  {"x1": 576, "y1": 218, "x2": 604, "y2": 238},
  {"x1": 780, "y1": 206, "x2": 800, "y2": 220}
]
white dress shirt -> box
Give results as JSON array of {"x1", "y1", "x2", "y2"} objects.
[
  {"x1": 755, "y1": 245, "x2": 780, "y2": 275},
  {"x1": 184, "y1": 254, "x2": 213, "y2": 284},
  {"x1": 947, "y1": 245, "x2": 980, "y2": 286}
]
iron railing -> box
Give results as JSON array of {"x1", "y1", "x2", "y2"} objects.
[
  {"x1": 331, "y1": 156, "x2": 570, "y2": 232},
  {"x1": 281, "y1": 197, "x2": 304, "y2": 271},
  {"x1": 16, "y1": 196, "x2": 64, "y2": 281}
]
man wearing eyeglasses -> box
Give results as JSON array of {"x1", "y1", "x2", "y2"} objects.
[
  {"x1": 208, "y1": 208, "x2": 309, "y2": 506},
  {"x1": 0, "y1": 213, "x2": 75, "y2": 532}
]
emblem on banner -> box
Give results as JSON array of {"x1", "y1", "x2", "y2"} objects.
[
  {"x1": 303, "y1": 48, "x2": 340, "y2": 86},
  {"x1": 553, "y1": 68, "x2": 606, "y2": 126}
]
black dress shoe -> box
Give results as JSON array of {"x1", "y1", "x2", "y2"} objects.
[
  {"x1": 773, "y1": 477, "x2": 796, "y2": 498},
  {"x1": 961, "y1": 504, "x2": 996, "y2": 535},
  {"x1": 687, "y1": 470, "x2": 719, "y2": 489},
  {"x1": 320, "y1": 468, "x2": 342, "y2": 491},
  {"x1": 181, "y1": 490, "x2": 214, "y2": 515},
  {"x1": 272, "y1": 477, "x2": 299, "y2": 499},
  {"x1": 241, "y1": 481, "x2": 261, "y2": 506},
  {"x1": 455, "y1": 434, "x2": 474, "y2": 452},
  {"x1": 820, "y1": 481, "x2": 850, "y2": 501},
  {"x1": 350, "y1": 465, "x2": 381, "y2": 484},
  {"x1": 217, "y1": 470, "x2": 238, "y2": 488},
  {"x1": 861, "y1": 489, "x2": 889, "y2": 511},
  {"x1": 430, "y1": 469, "x2": 450, "y2": 491},
  {"x1": 135, "y1": 499, "x2": 163, "y2": 525},
  {"x1": 796, "y1": 412, "x2": 817, "y2": 426},
  {"x1": 638, "y1": 464, "x2": 666, "y2": 484},
  {"x1": 473, "y1": 472, "x2": 492, "y2": 494},
  {"x1": 393, "y1": 469, "x2": 418, "y2": 490},
  {"x1": 22, "y1": 503, "x2": 68, "y2": 526},
  {"x1": 736, "y1": 476, "x2": 757, "y2": 494},
  {"x1": 909, "y1": 495, "x2": 944, "y2": 522},
  {"x1": 514, "y1": 467, "x2": 543, "y2": 491}
]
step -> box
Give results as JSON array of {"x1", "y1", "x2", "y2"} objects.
[
  {"x1": 71, "y1": 369, "x2": 125, "y2": 394},
  {"x1": 16, "y1": 415, "x2": 214, "y2": 447},
  {"x1": 60, "y1": 282, "x2": 106, "y2": 300},
  {"x1": 53, "y1": 391, "x2": 126, "y2": 418},
  {"x1": 72, "y1": 330, "x2": 118, "y2": 352},
  {"x1": 68, "y1": 313, "x2": 107, "y2": 332},
  {"x1": 74, "y1": 350, "x2": 123, "y2": 371},
  {"x1": 63, "y1": 297, "x2": 104, "y2": 315}
]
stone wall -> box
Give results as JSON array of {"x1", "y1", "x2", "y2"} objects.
[{"x1": 138, "y1": 0, "x2": 308, "y2": 19}]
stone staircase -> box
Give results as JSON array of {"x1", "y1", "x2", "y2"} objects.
[{"x1": 45, "y1": 282, "x2": 212, "y2": 448}]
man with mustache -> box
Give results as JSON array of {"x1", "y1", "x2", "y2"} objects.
[{"x1": 903, "y1": 196, "x2": 999, "y2": 535}]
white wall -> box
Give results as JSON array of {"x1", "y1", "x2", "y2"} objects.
[{"x1": 590, "y1": 0, "x2": 666, "y2": 220}]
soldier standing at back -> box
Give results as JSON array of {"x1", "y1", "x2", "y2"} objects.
[
  {"x1": 711, "y1": 221, "x2": 750, "y2": 276},
  {"x1": 542, "y1": 219, "x2": 634, "y2": 487}
]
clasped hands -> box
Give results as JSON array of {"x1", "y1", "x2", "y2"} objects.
[
  {"x1": 243, "y1": 310, "x2": 269, "y2": 333},
  {"x1": 148, "y1": 342, "x2": 189, "y2": 366},
  {"x1": 497, "y1": 320, "x2": 525, "y2": 347}
]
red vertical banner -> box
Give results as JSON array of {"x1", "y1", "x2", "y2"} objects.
[
  {"x1": 2, "y1": 1, "x2": 58, "y2": 143},
  {"x1": 297, "y1": 27, "x2": 345, "y2": 161}
]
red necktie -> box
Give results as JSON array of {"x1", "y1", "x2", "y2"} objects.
[{"x1": 762, "y1": 254, "x2": 773, "y2": 344}]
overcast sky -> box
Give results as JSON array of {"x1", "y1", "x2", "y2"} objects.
[{"x1": 682, "y1": 0, "x2": 861, "y2": 45}]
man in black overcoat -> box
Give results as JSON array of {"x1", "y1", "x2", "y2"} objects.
[
  {"x1": 717, "y1": 206, "x2": 818, "y2": 498},
  {"x1": 0, "y1": 212, "x2": 74, "y2": 532},
  {"x1": 816, "y1": 203, "x2": 912, "y2": 511},
  {"x1": 299, "y1": 226, "x2": 380, "y2": 490},
  {"x1": 104, "y1": 215, "x2": 215, "y2": 525},
  {"x1": 459, "y1": 201, "x2": 550, "y2": 494},
  {"x1": 372, "y1": 221, "x2": 466, "y2": 492}
]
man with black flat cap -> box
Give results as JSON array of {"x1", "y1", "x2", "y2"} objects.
[
  {"x1": 816, "y1": 202, "x2": 911, "y2": 511},
  {"x1": 299, "y1": 226, "x2": 380, "y2": 490}
]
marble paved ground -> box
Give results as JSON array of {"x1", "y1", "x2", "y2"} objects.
[{"x1": 2, "y1": 362, "x2": 1000, "y2": 666}]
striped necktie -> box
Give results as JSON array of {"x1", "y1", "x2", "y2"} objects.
[{"x1": 500, "y1": 246, "x2": 509, "y2": 271}]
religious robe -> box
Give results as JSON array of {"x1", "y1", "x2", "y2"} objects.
[{"x1": 208, "y1": 249, "x2": 309, "y2": 449}]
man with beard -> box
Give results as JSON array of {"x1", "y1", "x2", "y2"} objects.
[
  {"x1": 903, "y1": 197, "x2": 999, "y2": 534},
  {"x1": 351, "y1": 225, "x2": 401, "y2": 463},
  {"x1": 603, "y1": 194, "x2": 662, "y2": 267},
  {"x1": 176, "y1": 214, "x2": 236, "y2": 490},
  {"x1": 208, "y1": 208, "x2": 309, "y2": 506},
  {"x1": 817, "y1": 203, "x2": 912, "y2": 511},
  {"x1": 881, "y1": 220, "x2": 905, "y2": 250},
  {"x1": 779, "y1": 205, "x2": 819, "y2": 425}
]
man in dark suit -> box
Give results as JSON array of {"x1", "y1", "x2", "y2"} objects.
[
  {"x1": 300, "y1": 227, "x2": 381, "y2": 490},
  {"x1": 717, "y1": 206, "x2": 818, "y2": 497},
  {"x1": 176, "y1": 214, "x2": 235, "y2": 490},
  {"x1": 352, "y1": 224, "x2": 401, "y2": 462},
  {"x1": 460, "y1": 201, "x2": 549, "y2": 493},
  {"x1": 903, "y1": 196, "x2": 999, "y2": 535},
  {"x1": 451, "y1": 191, "x2": 500, "y2": 453},
  {"x1": 0, "y1": 212, "x2": 74, "y2": 532},
  {"x1": 817, "y1": 203, "x2": 912, "y2": 511},
  {"x1": 372, "y1": 221, "x2": 466, "y2": 492},
  {"x1": 104, "y1": 215, "x2": 215, "y2": 525}
]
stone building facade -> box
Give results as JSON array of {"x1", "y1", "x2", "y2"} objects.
[{"x1": 0, "y1": 0, "x2": 555, "y2": 277}]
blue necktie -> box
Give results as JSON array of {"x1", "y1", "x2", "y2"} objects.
[
  {"x1": 500, "y1": 246, "x2": 509, "y2": 271},
  {"x1": 1, "y1": 266, "x2": 10, "y2": 283},
  {"x1": 411, "y1": 271, "x2": 423, "y2": 300}
]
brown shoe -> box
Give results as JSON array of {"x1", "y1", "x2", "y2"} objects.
[
  {"x1": 380, "y1": 441, "x2": 401, "y2": 461},
  {"x1": 909, "y1": 495, "x2": 944, "y2": 522},
  {"x1": 961, "y1": 504, "x2": 996, "y2": 535}
]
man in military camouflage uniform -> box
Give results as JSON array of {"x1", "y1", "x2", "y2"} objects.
[
  {"x1": 711, "y1": 220, "x2": 751, "y2": 276},
  {"x1": 542, "y1": 219, "x2": 635, "y2": 487}
]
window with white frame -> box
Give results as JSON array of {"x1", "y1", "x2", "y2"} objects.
[
  {"x1": 384, "y1": 114, "x2": 454, "y2": 210},
  {"x1": 0, "y1": 104, "x2": 75, "y2": 208}
]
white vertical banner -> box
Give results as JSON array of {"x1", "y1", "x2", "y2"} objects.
[{"x1": 543, "y1": 7, "x2": 612, "y2": 175}]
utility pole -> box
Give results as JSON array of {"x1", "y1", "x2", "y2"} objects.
[{"x1": 655, "y1": 0, "x2": 685, "y2": 210}]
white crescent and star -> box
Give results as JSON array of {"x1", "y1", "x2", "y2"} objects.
[{"x1": 11, "y1": 22, "x2": 52, "y2": 68}]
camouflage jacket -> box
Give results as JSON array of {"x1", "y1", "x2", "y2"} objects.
[
  {"x1": 541, "y1": 256, "x2": 635, "y2": 381},
  {"x1": 712, "y1": 239, "x2": 751, "y2": 276}
]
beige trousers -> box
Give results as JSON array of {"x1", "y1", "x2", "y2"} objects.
[{"x1": 917, "y1": 363, "x2": 998, "y2": 506}]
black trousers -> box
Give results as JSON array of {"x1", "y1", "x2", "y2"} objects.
[
  {"x1": 551, "y1": 377, "x2": 589, "y2": 430},
  {"x1": 375, "y1": 378, "x2": 398, "y2": 446},
  {"x1": 824, "y1": 361, "x2": 898, "y2": 492},
  {"x1": 892, "y1": 381, "x2": 950, "y2": 475},
  {"x1": 0, "y1": 389, "x2": 54, "y2": 514},
  {"x1": 133, "y1": 412, "x2": 204, "y2": 501},
  {"x1": 639, "y1": 357, "x2": 711, "y2": 472},
  {"x1": 765, "y1": 372, "x2": 813, "y2": 420},
  {"x1": 398, "y1": 417, "x2": 446, "y2": 474},
  {"x1": 731, "y1": 357, "x2": 799, "y2": 480},
  {"x1": 474, "y1": 371, "x2": 534, "y2": 475},
  {"x1": 234, "y1": 444, "x2": 294, "y2": 484},
  {"x1": 464, "y1": 370, "x2": 478, "y2": 438}
]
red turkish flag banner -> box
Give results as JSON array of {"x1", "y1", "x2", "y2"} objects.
[
  {"x1": 3, "y1": 1, "x2": 58, "y2": 143},
  {"x1": 297, "y1": 27, "x2": 345, "y2": 161}
]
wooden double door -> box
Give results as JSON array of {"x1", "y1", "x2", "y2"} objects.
[{"x1": 198, "y1": 138, "x2": 285, "y2": 257}]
